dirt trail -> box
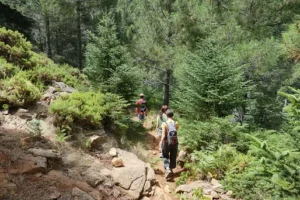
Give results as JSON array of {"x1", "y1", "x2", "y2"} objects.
[{"x1": 142, "y1": 116, "x2": 182, "y2": 200}]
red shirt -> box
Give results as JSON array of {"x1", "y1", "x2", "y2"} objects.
[{"x1": 136, "y1": 99, "x2": 147, "y2": 114}]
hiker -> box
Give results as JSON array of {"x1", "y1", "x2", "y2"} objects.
[
  {"x1": 160, "y1": 109, "x2": 179, "y2": 180},
  {"x1": 136, "y1": 93, "x2": 148, "y2": 122},
  {"x1": 156, "y1": 105, "x2": 168, "y2": 157}
]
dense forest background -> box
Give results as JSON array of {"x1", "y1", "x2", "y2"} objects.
[{"x1": 2, "y1": 0, "x2": 300, "y2": 199}]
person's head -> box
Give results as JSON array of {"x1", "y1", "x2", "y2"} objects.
[
  {"x1": 161, "y1": 105, "x2": 168, "y2": 113},
  {"x1": 159, "y1": 105, "x2": 168, "y2": 118},
  {"x1": 139, "y1": 93, "x2": 144, "y2": 99},
  {"x1": 166, "y1": 109, "x2": 174, "y2": 118}
]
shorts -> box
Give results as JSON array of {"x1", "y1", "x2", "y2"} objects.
[{"x1": 138, "y1": 114, "x2": 145, "y2": 121}]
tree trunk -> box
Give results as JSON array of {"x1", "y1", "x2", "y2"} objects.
[
  {"x1": 164, "y1": 69, "x2": 171, "y2": 106},
  {"x1": 38, "y1": 26, "x2": 44, "y2": 52},
  {"x1": 45, "y1": 15, "x2": 52, "y2": 58},
  {"x1": 76, "y1": 0, "x2": 82, "y2": 69}
]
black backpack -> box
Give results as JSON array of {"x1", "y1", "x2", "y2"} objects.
[{"x1": 140, "y1": 100, "x2": 147, "y2": 113}]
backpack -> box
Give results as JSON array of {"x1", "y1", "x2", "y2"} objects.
[
  {"x1": 166, "y1": 121, "x2": 178, "y2": 146},
  {"x1": 140, "y1": 100, "x2": 147, "y2": 113}
]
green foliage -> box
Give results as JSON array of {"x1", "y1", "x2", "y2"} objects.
[
  {"x1": 223, "y1": 135, "x2": 300, "y2": 200},
  {"x1": 0, "y1": 57, "x2": 19, "y2": 79},
  {"x1": 0, "y1": 74, "x2": 41, "y2": 106},
  {"x1": 173, "y1": 41, "x2": 248, "y2": 119},
  {"x1": 0, "y1": 27, "x2": 34, "y2": 69},
  {"x1": 179, "y1": 116, "x2": 248, "y2": 153},
  {"x1": 49, "y1": 91, "x2": 128, "y2": 134},
  {"x1": 27, "y1": 62, "x2": 88, "y2": 88},
  {"x1": 26, "y1": 119, "x2": 42, "y2": 138},
  {"x1": 189, "y1": 145, "x2": 251, "y2": 180}
]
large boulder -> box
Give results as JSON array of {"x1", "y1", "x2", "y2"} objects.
[
  {"x1": 14, "y1": 154, "x2": 47, "y2": 174},
  {"x1": 111, "y1": 149, "x2": 156, "y2": 199},
  {"x1": 81, "y1": 162, "x2": 112, "y2": 187},
  {"x1": 175, "y1": 181, "x2": 212, "y2": 194},
  {"x1": 28, "y1": 148, "x2": 61, "y2": 159},
  {"x1": 72, "y1": 187, "x2": 94, "y2": 200}
]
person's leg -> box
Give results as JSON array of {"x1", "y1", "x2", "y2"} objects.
[
  {"x1": 169, "y1": 145, "x2": 178, "y2": 169},
  {"x1": 138, "y1": 114, "x2": 144, "y2": 122},
  {"x1": 163, "y1": 152, "x2": 170, "y2": 169}
]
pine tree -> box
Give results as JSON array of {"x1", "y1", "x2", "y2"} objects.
[{"x1": 173, "y1": 40, "x2": 248, "y2": 119}]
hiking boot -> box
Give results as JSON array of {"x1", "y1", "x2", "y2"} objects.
[
  {"x1": 159, "y1": 152, "x2": 163, "y2": 158},
  {"x1": 165, "y1": 168, "x2": 172, "y2": 180}
]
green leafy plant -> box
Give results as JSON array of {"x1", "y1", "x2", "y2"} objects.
[
  {"x1": 49, "y1": 91, "x2": 128, "y2": 134},
  {"x1": 27, "y1": 119, "x2": 42, "y2": 139},
  {"x1": 0, "y1": 74, "x2": 41, "y2": 106}
]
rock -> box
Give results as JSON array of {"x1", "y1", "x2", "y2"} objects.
[
  {"x1": 48, "y1": 186, "x2": 61, "y2": 200},
  {"x1": 152, "y1": 151, "x2": 157, "y2": 155},
  {"x1": 16, "y1": 109, "x2": 33, "y2": 120},
  {"x1": 211, "y1": 178, "x2": 220, "y2": 186},
  {"x1": 141, "y1": 197, "x2": 150, "y2": 200},
  {"x1": 211, "y1": 190, "x2": 220, "y2": 198},
  {"x1": 35, "y1": 173, "x2": 43, "y2": 177},
  {"x1": 221, "y1": 194, "x2": 230, "y2": 200},
  {"x1": 226, "y1": 190, "x2": 233, "y2": 197},
  {"x1": 177, "y1": 150, "x2": 187, "y2": 162},
  {"x1": 18, "y1": 108, "x2": 29, "y2": 113},
  {"x1": 164, "y1": 185, "x2": 171, "y2": 193},
  {"x1": 142, "y1": 181, "x2": 151, "y2": 194},
  {"x1": 67, "y1": 169, "x2": 83, "y2": 181},
  {"x1": 20, "y1": 137, "x2": 31, "y2": 147},
  {"x1": 109, "y1": 148, "x2": 117, "y2": 157},
  {"x1": 47, "y1": 86, "x2": 57, "y2": 94},
  {"x1": 82, "y1": 163, "x2": 112, "y2": 187},
  {"x1": 112, "y1": 158, "x2": 124, "y2": 167},
  {"x1": 212, "y1": 184, "x2": 224, "y2": 194},
  {"x1": 18, "y1": 154, "x2": 47, "y2": 174},
  {"x1": 53, "y1": 81, "x2": 76, "y2": 93},
  {"x1": 72, "y1": 187, "x2": 94, "y2": 200},
  {"x1": 146, "y1": 163, "x2": 156, "y2": 183},
  {"x1": 89, "y1": 135, "x2": 106, "y2": 150},
  {"x1": 28, "y1": 148, "x2": 61, "y2": 159},
  {"x1": 112, "y1": 149, "x2": 149, "y2": 199},
  {"x1": 175, "y1": 181, "x2": 212, "y2": 194},
  {"x1": 203, "y1": 189, "x2": 212, "y2": 195}
]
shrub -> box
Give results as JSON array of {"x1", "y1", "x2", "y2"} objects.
[
  {"x1": 179, "y1": 116, "x2": 249, "y2": 153},
  {"x1": 187, "y1": 145, "x2": 251, "y2": 180},
  {"x1": 0, "y1": 58, "x2": 19, "y2": 79},
  {"x1": 49, "y1": 91, "x2": 128, "y2": 134},
  {"x1": 27, "y1": 63, "x2": 88, "y2": 88},
  {"x1": 223, "y1": 135, "x2": 300, "y2": 200},
  {"x1": 0, "y1": 27, "x2": 34, "y2": 69},
  {"x1": 0, "y1": 74, "x2": 41, "y2": 106}
]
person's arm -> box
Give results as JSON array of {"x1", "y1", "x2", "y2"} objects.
[
  {"x1": 160, "y1": 123, "x2": 166, "y2": 144},
  {"x1": 156, "y1": 116, "x2": 159, "y2": 129}
]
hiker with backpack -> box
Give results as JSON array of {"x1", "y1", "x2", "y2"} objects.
[
  {"x1": 160, "y1": 109, "x2": 179, "y2": 180},
  {"x1": 136, "y1": 93, "x2": 148, "y2": 122},
  {"x1": 156, "y1": 105, "x2": 168, "y2": 157}
]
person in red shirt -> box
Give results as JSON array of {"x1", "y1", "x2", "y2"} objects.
[{"x1": 136, "y1": 94, "x2": 148, "y2": 122}]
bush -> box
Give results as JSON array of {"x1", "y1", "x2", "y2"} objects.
[
  {"x1": 187, "y1": 145, "x2": 251, "y2": 180},
  {"x1": 0, "y1": 27, "x2": 34, "y2": 69},
  {"x1": 179, "y1": 116, "x2": 249, "y2": 153},
  {"x1": 0, "y1": 58, "x2": 19, "y2": 79},
  {"x1": 27, "y1": 63, "x2": 88, "y2": 88},
  {"x1": 49, "y1": 91, "x2": 128, "y2": 134},
  {"x1": 0, "y1": 74, "x2": 41, "y2": 106},
  {"x1": 223, "y1": 135, "x2": 300, "y2": 200}
]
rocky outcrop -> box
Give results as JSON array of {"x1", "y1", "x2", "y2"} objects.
[
  {"x1": 175, "y1": 179, "x2": 234, "y2": 200},
  {"x1": 72, "y1": 187, "x2": 95, "y2": 200},
  {"x1": 111, "y1": 148, "x2": 156, "y2": 199}
]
